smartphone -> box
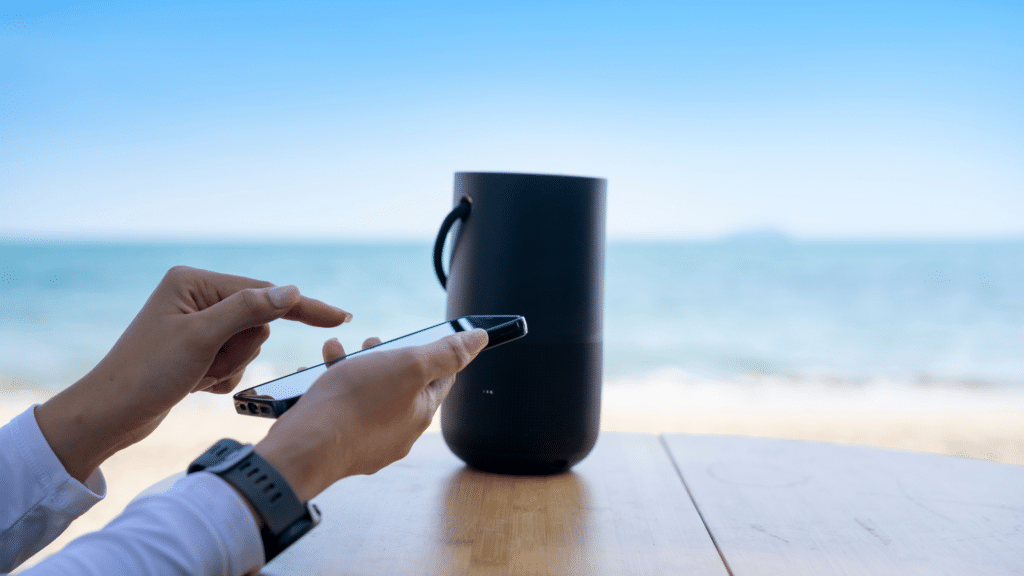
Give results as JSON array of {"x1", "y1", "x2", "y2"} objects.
[{"x1": 232, "y1": 315, "x2": 527, "y2": 418}]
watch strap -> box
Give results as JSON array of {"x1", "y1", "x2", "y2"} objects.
[
  {"x1": 187, "y1": 438, "x2": 244, "y2": 473},
  {"x1": 215, "y1": 448, "x2": 308, "y2": 535},
  {"x1": 189, "y1": 439, "x2": 319, "y2": 561}
]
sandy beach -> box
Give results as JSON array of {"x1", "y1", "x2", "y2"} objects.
[{"x1": 6, "y1": 373, "x2": 1023, "y2": 571}]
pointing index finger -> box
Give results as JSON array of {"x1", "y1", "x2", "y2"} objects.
[
  {"x1": 179, "y1": 267, "x2": 352, "y2": 327},
  {"x1": 282, "y1": 296, "x2": 352, "y2": 327}
]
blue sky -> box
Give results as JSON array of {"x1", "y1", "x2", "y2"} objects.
[{"x1": 2, "y1": 0, "x2": 1022, "y2": 241}]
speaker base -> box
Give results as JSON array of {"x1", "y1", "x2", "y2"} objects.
[{"x1": 455, "y1": 450, "x2": 576, "y2": 476}]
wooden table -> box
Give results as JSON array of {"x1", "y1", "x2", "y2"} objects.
[{"x1": 262, "y1": 432, "x2": 1024, "y2": 575}]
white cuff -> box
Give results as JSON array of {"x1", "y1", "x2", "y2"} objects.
[
  {"x1": 21, "y1": 405, "x2": 107, "y2": 505},
  {"x1": 164, "y1": 471, "x2": 266, "y2": 573},
  {"x1": 0, "y1": 406, "x2": 106, "y2": 572}
]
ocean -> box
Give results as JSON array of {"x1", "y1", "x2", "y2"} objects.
[{"x1": 1, "y1": 240, "x2": 1022, "y2": 392}]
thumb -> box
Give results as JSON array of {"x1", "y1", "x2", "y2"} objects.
[
  {"x1": 419, "y1": 328, "x2": 489, "y2": 383},
  {"x1": 200, "y1": 285, "x2": 301, "y2": 343}
]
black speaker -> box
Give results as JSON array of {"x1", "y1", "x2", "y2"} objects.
[{"x1": 433, "y1": 172, "x2": 606, "y2": 475}]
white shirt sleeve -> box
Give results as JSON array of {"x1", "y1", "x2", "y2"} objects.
[
  {"x1": 1, "y1": 406, "x2": 266, "y2": 576},
  {"x1": 0, "y1": 405, "x2": 106, "y2": 571}
]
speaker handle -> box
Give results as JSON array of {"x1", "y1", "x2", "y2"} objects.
[{"x1": 433, "y1": 197, "x2": 472, "y2": 290}]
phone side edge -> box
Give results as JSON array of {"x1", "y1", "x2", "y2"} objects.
[{"x1": 483, "y1": 316, "x2": 527, "y2": 350}]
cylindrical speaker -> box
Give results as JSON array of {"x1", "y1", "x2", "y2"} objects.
[{"x1": 433, "y1": 172, "x2": 606, "y2": 475}]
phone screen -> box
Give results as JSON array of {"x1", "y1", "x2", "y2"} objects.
[{"x1": 235, "y1": 316, "x2": 521, "y2": 406}]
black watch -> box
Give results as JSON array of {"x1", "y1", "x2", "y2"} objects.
[{"x1": 188, "y1": 438, "x2": 320, "y2": 562}]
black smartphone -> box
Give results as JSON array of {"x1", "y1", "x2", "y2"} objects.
[{"x1": 232, "y1": 315, "x2": 527, "y2": 418}]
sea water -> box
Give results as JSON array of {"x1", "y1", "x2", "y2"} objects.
[{"x1": 1, "y1": 240, "x2": 1022, "y2": 392}]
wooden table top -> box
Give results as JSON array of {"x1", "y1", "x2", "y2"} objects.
[{"x1": 262, "y1": 432, "x2": 1024, "y2": 576}]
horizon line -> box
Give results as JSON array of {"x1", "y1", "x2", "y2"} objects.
[{"x1": 3, "y1": 233, "x2": 1023, "y2": 245}]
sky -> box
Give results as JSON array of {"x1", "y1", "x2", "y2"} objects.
[{"x1": 1, "y1": 0, "x2": 1022, "y2": 241}]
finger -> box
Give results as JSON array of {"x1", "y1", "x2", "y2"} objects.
[
  {"x1": 323, "y1": 338, "x2": 346, "y2": 366},
  {"x1": 361, "y1": 337, "x2": 382, "y2": 350},
  {"x1": 205, "y1": 325, "x2": 270, "y2": 379},
  {"x1": 191, "y1": 285, "x2": 300, "y2": 344},
  {"x1": 417, "y1": 329, "x2": 488, "y2": 384},
  {"x1": 176, "y1": 267, "x2": 352, "y2": 325},
  {"x1": 173, "y1": 266, "x2": 274, "y2": 296},
  {"x1": 205, "y1": 370, "x2": 245, "y2": 395},
  {"x1": 282, "y1": 297, "x2": 353, "y2": 328},
  {"x1": 424, "y1": 374, "x2": 457, "y2": 413},
  {"x1": 194, "y1": 343, "x2": 261, "y2": 392},
  {"x1": 197, "y1": 284, "x2": 351, "y2": 345}
]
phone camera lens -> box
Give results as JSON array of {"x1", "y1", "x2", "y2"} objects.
[{"x1": 247, "y1": 403, "x2": 258, "y2": 414}]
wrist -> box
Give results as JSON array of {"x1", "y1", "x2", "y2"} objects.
[
  {"x1": 255, "y1": 434, "x2": 337, "y2": 503},
  {"x1": 190, "y1": 440, "x2": 321, "y2": 563},
  {"x1": 35, "y1": 382, "x2": 121, "y2": 484}
]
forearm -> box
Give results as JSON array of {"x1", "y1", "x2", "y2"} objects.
[
  {"x1": 34, "y1": 380, "x2": 124, "y2": 484},
  {"x1": 20, "y1": 472, "x2": 264, "y2": 576}
]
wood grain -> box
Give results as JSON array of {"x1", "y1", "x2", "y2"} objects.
[
  {"x1": 261, "y1": 432, "x2": 727, "y2": 576},
  {"x1": 664, "y1": 434, "x2": 1024, "y2": 576}
]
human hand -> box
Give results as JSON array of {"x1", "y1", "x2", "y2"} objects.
[
  {"x1": 254, "y1": 329, "x2": 488, "y2": 502},
  {"x1": 35, "y1": 266, "x2": 351, "y2": 483}
]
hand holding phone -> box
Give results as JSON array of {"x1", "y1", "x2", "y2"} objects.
[
  {"x1": 234, "y1": 315, "x2": 527, "y2": 418},
  {"x1": 252, "y1": 321, "x2": 499, "y2": 500}
]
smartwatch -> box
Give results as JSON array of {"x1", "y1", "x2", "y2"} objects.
[{"x1": 188, "y1": 439, "x2": 320, "y2": 562}]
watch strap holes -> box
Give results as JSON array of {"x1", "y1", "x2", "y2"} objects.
[{"x1": 189, "y1": 440, "x2": 315, "y2": 561}]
